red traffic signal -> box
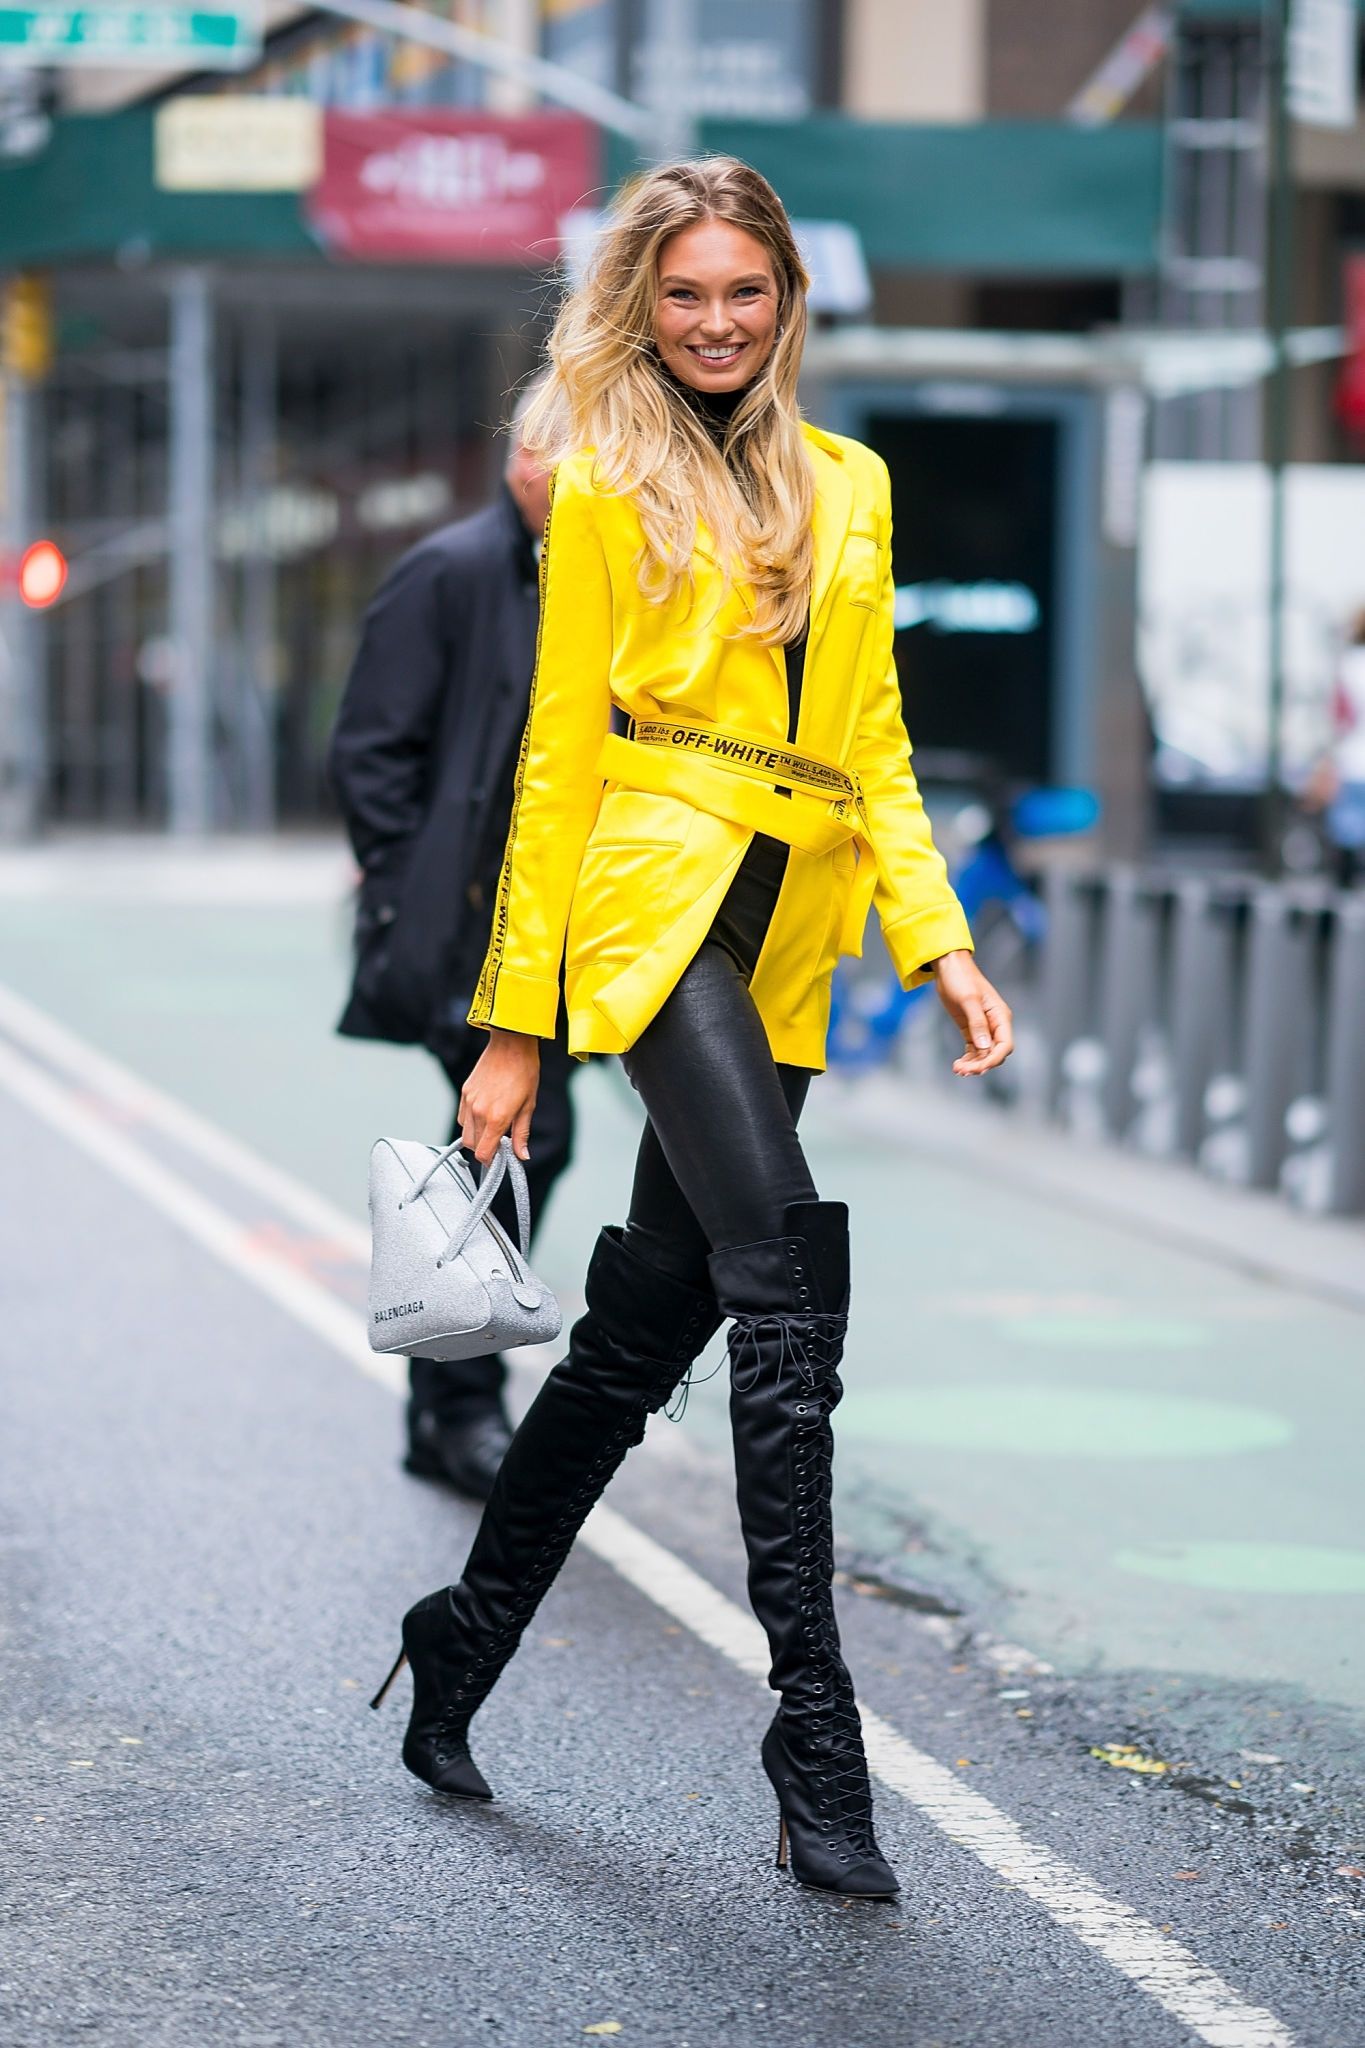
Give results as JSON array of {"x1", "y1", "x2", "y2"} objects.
[{"x1": 18, "y1": 539, "x2": 67, "y2": 608}]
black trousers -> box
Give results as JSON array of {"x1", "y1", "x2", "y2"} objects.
[
  {"x1": 620, "y1": 833, "x2": 819, "y2": 1283},
  {"x1": 408, "y1": 1017, "x2": 576, "y2": 1422}
]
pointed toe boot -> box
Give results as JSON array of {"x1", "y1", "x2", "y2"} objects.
[
  {"x1": 371, "y1": 1592, "x2": 495, "y2": 1799},
  {"x1": 763, "y1": 1717, "x2": 898, "y2": 1898}
]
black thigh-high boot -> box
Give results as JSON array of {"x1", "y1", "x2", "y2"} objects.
[
  {"x1": 373, "y1": 1226, "x2": 719, "y2": 1799},
  {"x1": 708, "y1": 1200, "x2": 897, "y2": 1898}
]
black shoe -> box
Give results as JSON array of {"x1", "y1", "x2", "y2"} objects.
[
  {"x1": 375, "y1": 1230, "x2": 721, "y2": 1801},
  {"x1": 709, "y1": 1201, "x2": 898, "y2": 1901},
  {"x1": 404, "y1": 1407, "x2": 514, "y2": 1501},
  {"x1": 370, "y1": 1597, "x2": 495, "y2": 1801},
  {"x1": 765, "y1": 1716, "x2": 898, "y2": 1898}
]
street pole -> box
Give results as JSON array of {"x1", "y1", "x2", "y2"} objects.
[
  {"x1": 167, "y1": 268, "x2": 215, "y2": 835},
  {"x1": 0, "y1": 367, "x2": 44, "y2": 841},
  {"x1": 239, "y1": 307, "x2": 277, "y2": 833},
  {"x1": 650, "y1": 0, "x2": 700, "y2": 162},
  {"x1": 1262, "y1": 0, "x2": 1293, "y2": 876}
]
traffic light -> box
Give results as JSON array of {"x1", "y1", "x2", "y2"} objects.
[
  {"x1": 17, "y1": 540, "x2": 66, "y2": 608},
  {"x1": 2, "y1": 274, "x2": 53, "y2": 381}
]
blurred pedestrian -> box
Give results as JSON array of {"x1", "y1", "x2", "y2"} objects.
[
  {"x1": 330, "y1": 385, "x2": 577, "y2": 1500},
  {"x1": 1305, "y1": 607, "x2": 1365, "y2": 886},
  {"x1": 374, "y1": 158, "x2": 1012, "y2": 1898}
]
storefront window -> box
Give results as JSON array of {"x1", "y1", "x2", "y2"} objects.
[
  {"x1": 245, "y1": 3, "x2": 501, "y2": 109},
  {"x1": 228, "y1": 1, "x2": 821, "y2": 119},
  {"x1": 541, "y1": 0, "x2": 621, "y2": 94},
  {"x1": 544, "y1": 0, "x2": 818, "y2": 120}
]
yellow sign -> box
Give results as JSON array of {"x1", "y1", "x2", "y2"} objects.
[
  {"x1": 154, "y1": 97, "x2": 323, "y2": 194},
  {"x1": 2, "y1": 274, "x2": 53, "y2": 382}
]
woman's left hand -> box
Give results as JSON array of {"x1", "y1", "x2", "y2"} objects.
[{"x1": 929, "y1": 951, "x2": 1014, "y2": 1076}]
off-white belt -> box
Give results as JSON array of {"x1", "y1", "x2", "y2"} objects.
[{"x1": 596, "y1": 721, "x2": 878, "y2": 953}]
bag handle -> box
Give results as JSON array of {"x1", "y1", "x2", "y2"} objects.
[{"x1": 402, "y1": 1135, "x2": 532, "y2": 1269}]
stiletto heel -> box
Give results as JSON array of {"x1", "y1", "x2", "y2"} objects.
[
  {"x1": 370, "y1": 1648, "x2": 408, "y2": 1711},
  {"x1": 764, "y1": 1718, "x2": 898, "y2": 1898}
]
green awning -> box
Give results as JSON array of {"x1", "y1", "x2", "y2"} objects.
[
  {"x1": 675, "y1": 118, "x2": 1163, "y2": 275},
  {"x1": 0, "y1": 108, "x2": 316, "y2": 267},
  {"x1": 0, "y1": 107, "x2": 1163, "y2": 277}
]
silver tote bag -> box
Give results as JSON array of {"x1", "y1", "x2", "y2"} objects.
[{"x1": 368, "y1": 1134, "x2": 562, "y2": 1362}]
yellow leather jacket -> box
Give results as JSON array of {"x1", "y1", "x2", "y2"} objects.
[{"x1": 469, "y1": 422, "x2": 972, "y2": 1068}]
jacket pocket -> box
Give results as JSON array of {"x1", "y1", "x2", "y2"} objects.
[
  {"x1": 587, "y1": 789, "x2": 692, "y2": 850},
  {"x1": 842, "y1": 528, "x2": 883, "y2": 612},
  {"x1": 567, "y1": 836, "x2": 687, "y2": 968}
]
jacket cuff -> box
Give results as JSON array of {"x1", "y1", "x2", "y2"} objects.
[
  {"x1": 882, "y1": 901, "x2": 974, "y2": 990},
  {"x1": 467, "y1": 968, "x2": 560, "y2": 1039}
]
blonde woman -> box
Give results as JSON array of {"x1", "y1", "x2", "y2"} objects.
[{"x1": 373, "y1": 157, "x2": 1012, "y2": 1898}]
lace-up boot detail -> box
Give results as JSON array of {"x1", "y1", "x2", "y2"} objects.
[
  {"x1": 709, "y1": 1201, "x2": 897, "y2": 1898},
  {"x1": 395, "y1": 1228, "x2": 720, "y2": 1798}
]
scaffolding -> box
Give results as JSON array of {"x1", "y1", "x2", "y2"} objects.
[{"x1": 1137, "y1": 10, "x2": 1270, "y2": 459}]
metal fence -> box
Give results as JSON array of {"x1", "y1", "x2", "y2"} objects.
[{"x1": 1036, "y1": 869, "x2": 1365, "y2": 1218}]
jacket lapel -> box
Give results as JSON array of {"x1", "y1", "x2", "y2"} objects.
[
  {"x1": 698, "y1": 428, "x2": 856, "y2": 682},
  {"x1": 806, "y1": 432, "x2": 855, "y2": 636}
]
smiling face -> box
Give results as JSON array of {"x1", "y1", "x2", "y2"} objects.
[{"x1": 653, "y1": 217, "x2": 780, "y2": 394}]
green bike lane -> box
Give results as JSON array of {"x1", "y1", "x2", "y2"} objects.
[{"x1": 2, "y1": 843, "x2": 1363, "y2": 1770}]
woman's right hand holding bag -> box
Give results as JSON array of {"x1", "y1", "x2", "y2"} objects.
[{"x1": 459, "y1": 1028, "x2": 541, "y2": 1165}]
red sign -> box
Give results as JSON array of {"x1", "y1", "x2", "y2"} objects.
[
  {"x1": 306, "y1": 111, "x2": 599, "y2": 264},
  {"x1": 1336, "y1": 254, "x2": 1365, "y2": 442}
]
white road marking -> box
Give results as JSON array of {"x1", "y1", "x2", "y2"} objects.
[
  {"x1": 0, "y1": 1033, "x2": 397, "y2": 1398},
  {"x1": 0, "y1": 1003, "x2": 1294, "y2": 2048},
  {"x1": 588, "y1": 1511, "x2": 1291, "y2": 2048},
  {"x1": 0, "y1": 980, "x2": 369, "y2": 1257}
]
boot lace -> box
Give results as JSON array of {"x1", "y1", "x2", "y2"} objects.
[
  {"x1": 729, "y1": 1310, "x2": 845, "y2": 1397},
  {"x1": 664, "y1": 1349, "x2": 726, "y2": 1423}
]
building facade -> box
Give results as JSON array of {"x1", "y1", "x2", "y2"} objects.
[{"x1": 1, "y1": 1, "x2": 1361, "y2": 837}]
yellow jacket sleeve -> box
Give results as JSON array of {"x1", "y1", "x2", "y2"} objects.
[
  {"x1": 468, "y1": 460, "x2": 612, "y2": 1037},
  {"x1": 852, "y1": 456, "x2": 974, "y2": 988}
]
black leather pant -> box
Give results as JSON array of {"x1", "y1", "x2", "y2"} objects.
[{"x1": 620, "y1": 834, "x2": 819, "y2": 1280}]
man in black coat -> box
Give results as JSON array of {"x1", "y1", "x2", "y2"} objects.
[{"x1": 329, "y1": 407, "x2": 576, "y2": 1500}]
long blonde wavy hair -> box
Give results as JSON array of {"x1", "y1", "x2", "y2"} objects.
[{"x1": 520, "y1": 156, "x2": 814, "y2": 644}]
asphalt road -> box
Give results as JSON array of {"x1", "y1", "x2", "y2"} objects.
[{"x1": 1, "y1": 841, "x2": 1362, "y2": 2048}]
